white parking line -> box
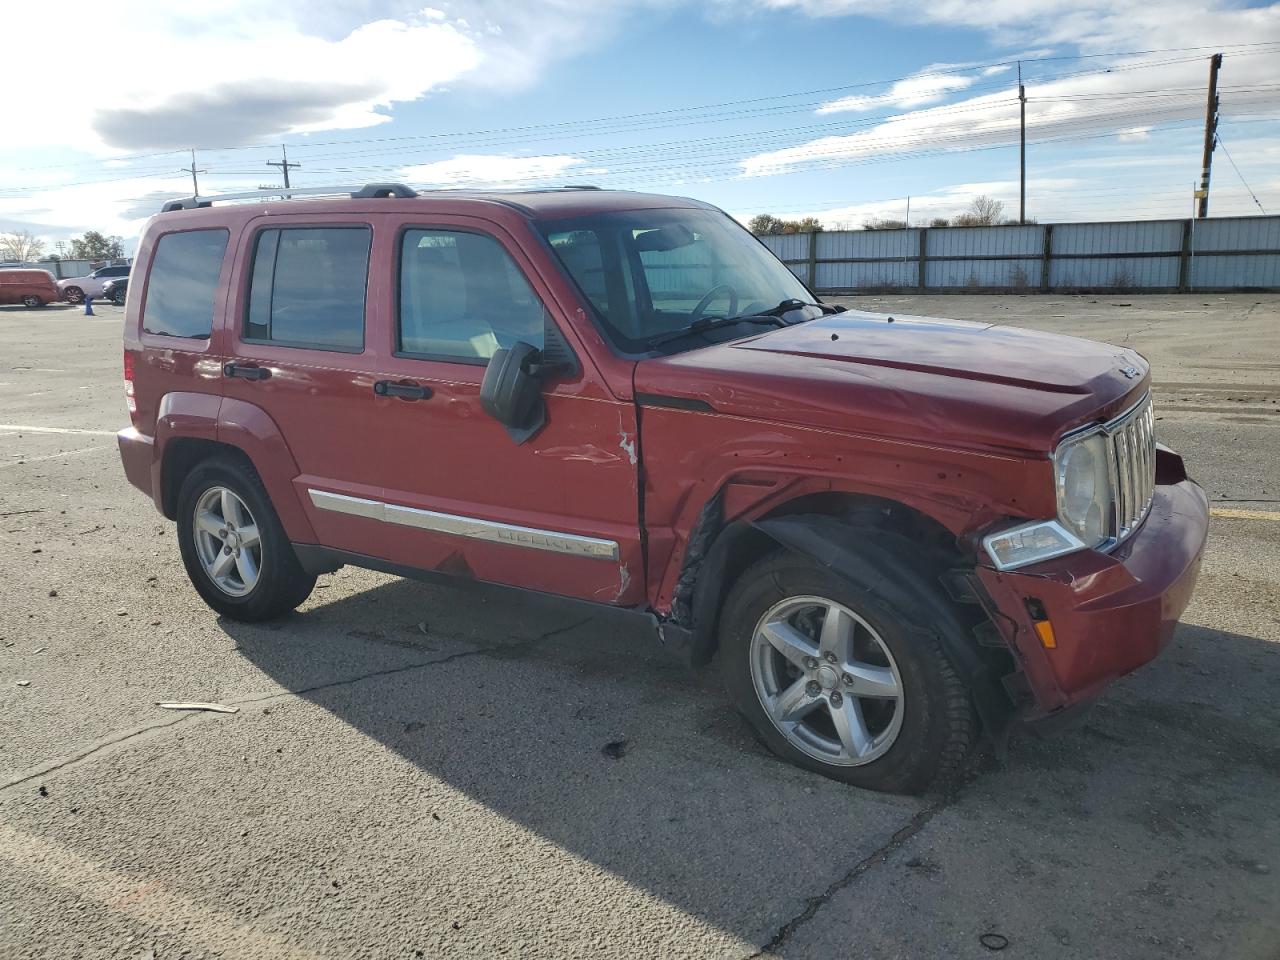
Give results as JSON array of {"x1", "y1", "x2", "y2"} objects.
[
  {"x1": 0, "y1": 424, "x2": 118, "y2": 437},
  {"x1": 0, "y1": 445, "x2": 113, "y2": 468}
]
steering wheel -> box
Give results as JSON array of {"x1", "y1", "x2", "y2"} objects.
[{"x1": 689, "y1": 284, "x2": 739, "y2": 324}]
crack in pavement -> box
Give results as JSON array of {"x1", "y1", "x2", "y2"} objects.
[
  {"x1": 744, "y1": 787, "x2": 965, "y2": 958},
  {"x1": 1, "y1": 615, "x2": 596, "y2": 796}
]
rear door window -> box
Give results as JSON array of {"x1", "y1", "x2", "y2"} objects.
[
  {"x1": 245, "y1": 227, "x2": 370, "y2": 352},
  {"x1": 142, "y1": 229, "x2": 229, "y2": 339}
]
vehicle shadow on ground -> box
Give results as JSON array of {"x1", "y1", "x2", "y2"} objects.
[{"x1": 221, "y1": 574, "x2": 1280, "y2": 949}]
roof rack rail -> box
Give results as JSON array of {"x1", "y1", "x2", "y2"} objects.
[
  {"x1": 561, "y1": 184, "x2": 600, "y2": 190},
  {"x1": 159, "y1": 182, "x2": 420, "y2": 213}
]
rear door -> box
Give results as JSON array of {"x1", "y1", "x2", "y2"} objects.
[
  {"x1": 219, "y1": 213, "x2": 389, "y2": 557},
  {"x1": 300, "y1": 213, "x2": 644, "y2": 605}
]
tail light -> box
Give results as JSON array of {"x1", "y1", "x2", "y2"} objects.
[{"x1": 123, "y1": 350, "x2": 137, "y2": 417}]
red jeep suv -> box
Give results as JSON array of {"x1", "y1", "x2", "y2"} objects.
[{"x1": 117, "y1": 184, "x2": 1209, "y2": 793}]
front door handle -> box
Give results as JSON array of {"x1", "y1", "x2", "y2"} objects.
[
  {"x1": 373, "y1": 379, "x2": 432, "y2": 401},
  {"x1": 224, "y1": 362, "x2": 270, "y2": 381}
]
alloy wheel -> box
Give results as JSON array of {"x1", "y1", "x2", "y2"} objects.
[
  {"x1": 192, "y1": 486, "x2": 263, "y2": 597},
  {"x1": 750, "y1": 595, "x2": 905, "y2": 766}
]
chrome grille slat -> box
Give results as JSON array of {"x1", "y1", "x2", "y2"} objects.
[{"x1": 1104, "y1": 394, "x2": 1156, "y2": 544}]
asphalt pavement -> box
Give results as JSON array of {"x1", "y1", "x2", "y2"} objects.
[{"x1": 1, "y1": 295, "x2": 1277, "y2": 959}]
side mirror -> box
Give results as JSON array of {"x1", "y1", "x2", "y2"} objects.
[{"x1": 480, "y1": 341, "x2": 547, "y2": 444}]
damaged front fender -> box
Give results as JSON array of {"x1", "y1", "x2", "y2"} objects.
[{"x1": 675, "y1": 519, "x2": 1013, "y2": 752}]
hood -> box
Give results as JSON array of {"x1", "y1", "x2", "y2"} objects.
[{"x1": 633, "y1": 310, "x2": 1149, "y2": 455}]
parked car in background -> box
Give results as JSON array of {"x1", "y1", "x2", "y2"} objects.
[
  {"x1": 57, "y1": 263, "x2": 130, "y2": 303},
  {"x1": 101, "y1": 276, "x2": 129, "y2": 305},
  {"x1": 0, "y1": 268, "x2": 59, "y2": 307},
  {"x1": 117, "y1": 183, "x2": 1209, "y2": 794}
]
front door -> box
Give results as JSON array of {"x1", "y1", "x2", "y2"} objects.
[{"x1": 301, "y1": 214, "x2": 644, "y2": 605}]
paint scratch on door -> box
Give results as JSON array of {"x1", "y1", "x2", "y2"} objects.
[
  {"x1": 618, "y1": 414, "x2": 638, "y2": 466},
  {"x1": 614, "y1": 562, "x2": 632, "y2": 602}
]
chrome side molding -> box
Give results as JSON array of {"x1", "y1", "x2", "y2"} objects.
[{"x1": 307, "y1": 489, "x2": 620, "y2": 561}]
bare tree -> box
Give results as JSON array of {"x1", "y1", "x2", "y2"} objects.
[
  {"x1": 862, "y1": 218, "x2": 907, "y2": 230},
  {"x1": 0, "y1": 230, "x2": 46, "y2": 262},
  {"x1": 748, "y1": 214, "x2": 823, "y2": 235},
  {"x1": 953, "y1": 195, "x2": 1005, "y2": 227}
]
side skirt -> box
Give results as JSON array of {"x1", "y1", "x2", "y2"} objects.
[{"x1": 290, "y1": 543, "x2": 683, "y2": 657}]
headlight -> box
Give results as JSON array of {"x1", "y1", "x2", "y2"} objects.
[
  {"x1": 983, "y1": 426, "x2": 1115, "y2": 571},
  {"x1": 983, "y1": 520, "x2": 1086, "y2": 571},
  {"x1": 1054, "y1": 430, "x2": 1112, "y2": 547}
]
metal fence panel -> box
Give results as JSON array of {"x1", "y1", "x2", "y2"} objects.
[
  {"x1": 927, "y1": 258, "x2": 1043, "y2": 289},
  {"x1": 817, "y1": 229, "x2": 918, "y2": 260},
  {"x1": 759, "y1": 234, "x2": 809, "y2": 262},
  {"x1": 756, "y1": 214, "x2": 1279, "y2": 292},
  {"x1": 1049, "y1": 257, "x2": 1181, "y2": 289},
  {"x1": 1191, "y1": 216, "x2": 1280, "y2": 253},
  {"x1": 927, "y1": 225, "x2": 1042, "y2": 257},
  {"x1": 817, "y1": 261, "x2": 917, "y2": 289},
  {"x1": 1189, "y1": 254, "x2": 1280, "y2": 288},
  {"x1": 1053, "y1": 221, "x2": 1183, "y2": 255}
]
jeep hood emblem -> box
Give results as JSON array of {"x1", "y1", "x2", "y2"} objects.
[{"x1": 1120, "y1": 365, "x2": 1139, "y2": 379}]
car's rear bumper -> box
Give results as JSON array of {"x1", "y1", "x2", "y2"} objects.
[
  {"x1": 976, "y1": 474, "x2": 1209, "y2": 716},
  {"x1": 117, "y1": 426, "x2": 157, "y2": 504}
]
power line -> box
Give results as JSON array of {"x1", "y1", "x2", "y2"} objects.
[{"x1": 1214, "y1": 131, "x2": 1268, "y2": 214}]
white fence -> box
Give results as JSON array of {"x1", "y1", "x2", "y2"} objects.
[
  {"x1": 759, "y1": 215, "x2": 1280, "y2": 293},
  {"x1": 0, "y1": 259, "x2": 130, "y2": 279}
]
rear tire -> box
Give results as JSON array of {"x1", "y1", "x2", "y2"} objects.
[
  {"x1": 22, "y1": 295, "x2": 42, "y2": 308},
  {"x1": 719, "y1": 545, "x2": 976, "y2": 794},
  {"x1": 176, "y1": 457, "x2": 316, "y2": 621}
]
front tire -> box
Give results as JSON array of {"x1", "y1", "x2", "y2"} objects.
[
  {"x1": 176, "y1": 457, "x2": 316, "y2": 621},
  {"x1": 111, "y1": 288, "x2": 126, "y2": 305},
  {"x1": 719, "y1": 547, "x2": 976, "y2": 794},
  {"x1": 63, "y1": 286, "x2": 84, "y2": 304},
  {"x1": 22, "y1": 295, "x2": 43, "y2": 308}
]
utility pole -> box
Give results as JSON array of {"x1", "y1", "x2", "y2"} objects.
[
  {"x1": 267, "y1": 145, "x2": 300, "y2": 194},
  {"x1": 180, "y1": 148, "x2": 206, "y2": 196},
  {"x1": 905, "y1": 196, "x2": 911, "y2": 228},
  {"x1": 1018, "y1": 61, "x2": 1027, "y2": 225},
  {"x1": 1196, "y1": 53, "x2": 1222, "y2": 219}
]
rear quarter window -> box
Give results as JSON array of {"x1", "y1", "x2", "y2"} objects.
[{"x1": 142, "y1": 229, "x2": 229, "y2": 339}]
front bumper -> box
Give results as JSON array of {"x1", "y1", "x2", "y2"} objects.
[{"x1": 977, "y1": 476, "x2": 1209, "y2": 715}]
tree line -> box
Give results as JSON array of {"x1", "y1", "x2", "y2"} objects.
[
  {"x1": 750, "y1": 196, "x2": 1031, "y2": 235},
  {"x1": 0, "y1": 230, "x2": 126, "y2": 263}
]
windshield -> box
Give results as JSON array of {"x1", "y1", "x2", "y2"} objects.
[{"x1": 539, "y1": 208, "x2": 818, "y2": 354}]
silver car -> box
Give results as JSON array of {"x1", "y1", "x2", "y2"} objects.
[{"x1": 57, "y1": 264, "x2": 130, "y2": 304}]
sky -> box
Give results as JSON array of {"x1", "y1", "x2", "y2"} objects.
[{"x1": 1, "y1": 0, "x2": 1278, "y2": 254}]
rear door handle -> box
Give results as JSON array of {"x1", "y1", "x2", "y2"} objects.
[
  {"x1": 373, "y1": 379, "x2": 431, "y2": 401},
  {"x1": 223, "y1": 362, "x2": 270, "y2": 381}
]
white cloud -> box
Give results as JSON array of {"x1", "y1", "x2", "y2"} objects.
[
  {"x1": 817, "y1": 73, "x2": 978, "y2": 114},
  {"x1": 744, "y1": 178, "x2": 1080, "y2": 229},
  {"x1": 399, "y1": 154, "x2": 590, "y2": 187},
  {"x1": 0, "y1": 3, "x2": 493, "y2": 153},
  {"x1": 741, "y1": 0, "x2": 1280, "y2": 177},
  {"x1": 0, "y1": 1, "x2": 681, "y2": 155},
  {"x1": 1116, "y1": 126, "x2": 1152, "y2": 142}
]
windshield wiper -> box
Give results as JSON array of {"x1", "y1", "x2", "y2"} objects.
[
  {"x1": 646, "y1": 314, "x2": 786, "y2": 348},
  {"x1": 751, "y1": 298, "x2": 813, "y2": 318},
  {"x1": 748, "y1": 298, "x2": 848, "y2": 319}
]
